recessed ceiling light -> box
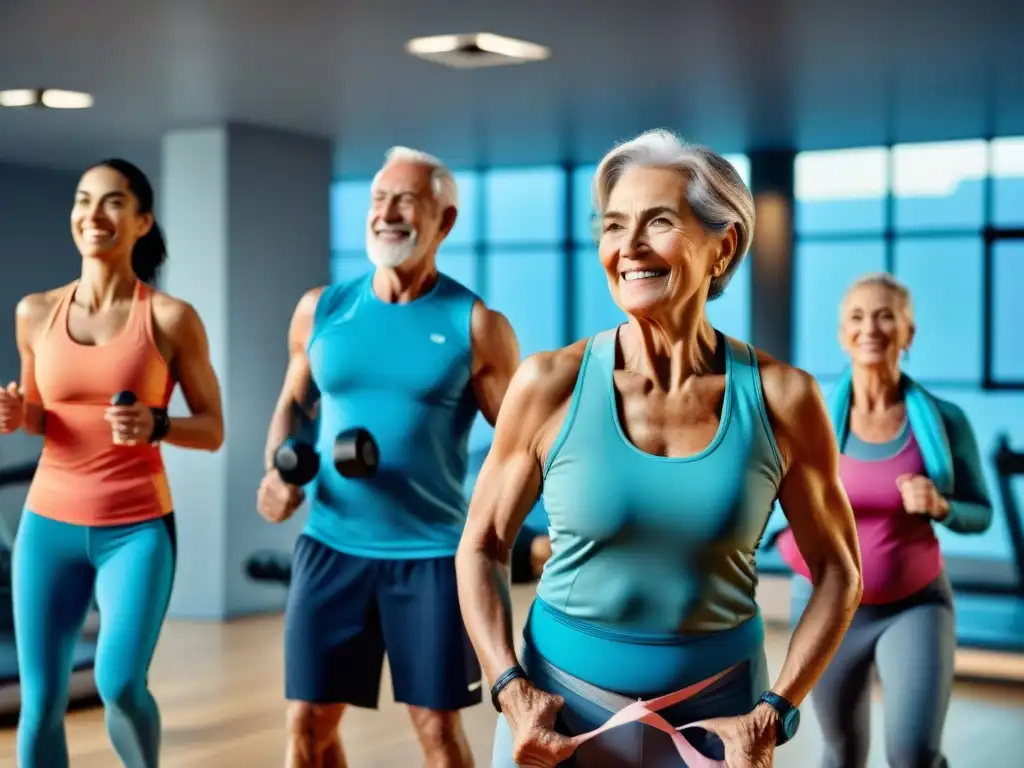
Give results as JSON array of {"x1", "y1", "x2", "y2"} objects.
[
  {"x1": 405, "y1": 32, "x2": 550, "y2": 69},
  {"x1": 0, "y1": 88, "x2": 93, "y2": 109}
]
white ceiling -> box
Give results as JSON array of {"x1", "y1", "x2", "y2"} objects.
[{"x1": 1, "y1": 0, "x2": 1022, "y2": 180}]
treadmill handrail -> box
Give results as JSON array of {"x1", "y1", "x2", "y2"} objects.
[
  {"x1": 0, "y1": 459, "x2": 38, "y2": 488},
  {"x1": 992, "y1": 434, "x2": 1024, "y2": 593}
]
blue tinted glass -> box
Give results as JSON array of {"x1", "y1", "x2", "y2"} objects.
[
  {"x1": 992, "y1": 137, "x2": 1024, "y2": 227},
  {"x1": 572, "y1": 165, "x2": 598, "y2": 244},
  {"x1": 330, "y1": 179, "x2": 372, "y2": 252},
  {"x1": 486, "y1": 249, "x2": 565, "y2": 357},
  {"x1": 484, "y1": 167, "x2": 566, "y2": 245},
  {"x1": 793, "y1": 241, "x2": 887, "y2": 377},
  {"x1": 723, "y1": 154, "x2": 751, "y2": 189},
  {"x1": 993, "y1": 242, "x2": 1024, "y2": 382},
  {"x1": 893, "y1": 141, "x2": 986, "y2": 232},
  {"x1": 706, "y1": 254, "x2": 752, "y2": 342},
  {"x1": 893, "y1": 237, "x2": 983, "y2": 383},
  {"x1": 469, "y1": 413, "x2": 494, "y2": 455},
  {"x1": 330, "y1": 254, "x2": 370, "y2": 285},
  {"x1": 795, "y1": 148, "x2": 887, "y2": 235},
  {"x1": 446, "y1": 171, "x2": 480, "y2": 247},
  {"x1": 572, "y1": 246, "x2": 625, "y2": 340},
  {"x1": 437, "y1": 248, "x2": 478, "y2": 293},
  {"x1": 924, "y1": 387, "x2": 1018, "y2": 561}
]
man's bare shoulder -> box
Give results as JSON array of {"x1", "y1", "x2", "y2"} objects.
[
  {"x1": 470, "y1": 300, "x2": 513, "y2": 345},
  {"x1": 294, "y1": 286, "x2": 326, "y2": 321}
]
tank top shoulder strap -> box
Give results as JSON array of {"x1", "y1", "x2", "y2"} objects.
[
  {"x1": 543, "y1": 328, "x2": 615, "y2": 477},
  {"x1": 722, "y1": 335, "x2": 784, "y2": 476},
  {"x1": 35, "y1": 282, "x2": 78, "y2": 346},
  {"x1": 309, "y1": 278, "x2": 366, "y2": 344},
  {"x1": 131, "y1": 281, "x2": 157, "y2": 343},
  {"x1": 432, "y1": 273, "x2": 479, "y2": 350}
]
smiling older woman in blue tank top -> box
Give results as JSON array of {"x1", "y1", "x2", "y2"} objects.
[{"x1": 456, "y1": 130, "x2": 865, "y2": 768}]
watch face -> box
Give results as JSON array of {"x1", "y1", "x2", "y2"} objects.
[{"x1": 782, "y1": 707, "x2": 800, "y2": 737}]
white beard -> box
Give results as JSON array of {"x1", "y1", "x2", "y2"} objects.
[{"x1": 367, "y1": 228, "x2": 420, "y2": 268}]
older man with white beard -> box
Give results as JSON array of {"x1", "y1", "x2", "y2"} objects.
[{"x1": 256, "y1": 147, "x2": 520, "y2": 768}]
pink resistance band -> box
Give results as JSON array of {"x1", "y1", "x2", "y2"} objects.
[{"x1": 565, "y1": 665, "x2": 735, "y2": 767}]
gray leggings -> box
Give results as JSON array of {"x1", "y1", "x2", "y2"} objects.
[
  {"x1": 791, "y1": 575, "x2": 956, "y2": 768},
  {"x1": 492, "y1": 641, "x2": 769, "y2": 767}
]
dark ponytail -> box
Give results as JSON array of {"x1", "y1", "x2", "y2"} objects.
[
  {"x1": 89, "y1": 158, "x2": 167, "y2": 284},
  {"x1": 130, "y1": 222, "x2": 167, "y2": 284}
]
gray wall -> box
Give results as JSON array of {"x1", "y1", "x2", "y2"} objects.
[
  {"x1": 0, "y1": 163, "x2": 79, "y2": 545},
  {"x1": 161, "y1": 124, "x2": 332, "y2": 620}
]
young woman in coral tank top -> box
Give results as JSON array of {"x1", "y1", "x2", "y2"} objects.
[{"x1": 0, "y1": 159, "x2": 224, "y2": 768}]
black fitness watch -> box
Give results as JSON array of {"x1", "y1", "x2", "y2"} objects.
[
  {"x1": 757, "y1": 691, "x2": 800, "y2": 746},
  {"x1": 148, "y1": 408, "x2": 170, "y2": 444},
  {"x1": 490, "y1": 664, "x2": 528, "y2": 713}
]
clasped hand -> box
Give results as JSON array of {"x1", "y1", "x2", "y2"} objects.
[
  {"x1": 501, "y1": 678, "x2": 575, "y2": 767},
  {"x1": 896, "y1": 473, "x2": 949, "y2": 520},
  {"x1": 694, "y1": 705, "x2": 777, "y2": 767},
  {"x1": 104, "y1": 401, "x2": 154, "y2": 446},
  {"x1": 256, "y1": 470, "x2": 304, "y2": 524},
  {"x1": 0, "y1": 382, "x2": 23, "y2": 434}
]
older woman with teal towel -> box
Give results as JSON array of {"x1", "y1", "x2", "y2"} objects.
[{"x1": 778, "y1": 272, "x2": 992, "y2": 768}]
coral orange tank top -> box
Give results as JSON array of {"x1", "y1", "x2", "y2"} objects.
[{"x1": 26, "y1": 280, "x2": 175, "y2": 526}]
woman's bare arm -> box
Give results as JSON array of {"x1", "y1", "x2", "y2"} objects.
[
  {"x1": 154, "y1": 297, "x2": 225, "y2": 451},
  {"x1": 14, "y1": 291, "x2": 60, "y2": 435},
  {"x1": 455, "y1": 343, "x2": 584, "y2": 685},
  {"x1": 760, "y1": 358, "x2": 863, "y2": 708}
]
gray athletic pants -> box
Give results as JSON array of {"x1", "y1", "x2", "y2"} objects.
[{"x1": 791, "y1": 574, "x2": 956, "y2": 768}]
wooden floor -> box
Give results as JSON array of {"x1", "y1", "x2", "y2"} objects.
[{"x1": 1, "y1": 583, "x2": 1023, "y2": 767}]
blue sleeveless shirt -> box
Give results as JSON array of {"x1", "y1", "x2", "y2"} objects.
[
  {"x1": 528, "y1": 328, "x2": 783, "y2": 693},
  {"x1": 304, "y1": 272, "x2": 480, "y2": 559}
]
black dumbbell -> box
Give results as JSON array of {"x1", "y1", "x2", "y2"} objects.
[
  {"x1": 273, "y1": 427, "x2": 380, "y2": 486},
  {"x1": 112, "y1": 390, "x2": 137, "y2": 407},
  {"x1": 333, "y1": 427, "x2": 379, "y2": 479},
  {"x1": 273, "y1": 438, "x2": 320, "y2": 486},
  {"x1": 110, "y1": 391, "x2": 137, "y2": 445},
  {"x1": 244, "y1": 550, "x2": 292, "y2": 585}
]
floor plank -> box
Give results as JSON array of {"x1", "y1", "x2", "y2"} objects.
[{"x1": 0, "y1": 583, "x2": 1022, "y2": 767}]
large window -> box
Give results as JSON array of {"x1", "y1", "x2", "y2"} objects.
[
  {"x1": 892, "y1": 140, "x2": 987, "y2": 232},
  {"x1": 794, "y1": 138, "x2": 1024, "y2": 390},
  {"x1": 992, "y1": 137, "x2": 1024, "y2": 227},
  {"x1": 793, "y1": 138, "x2": 1024, "y2": 570},
  {"x1": 793, "y1": 240, "x2": 887, "y2": 379},
  {"x1": 794, "y1": 147, "x2": 888, "y2": 236},
  {"x1": 893, "y1": 237, "x2": 984, "y2": 383},
  {"x1": 992, "y1": 242, "x2": 1024, "y2": 382}
]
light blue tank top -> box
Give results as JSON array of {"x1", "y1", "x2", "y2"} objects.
[
  {"x1": 528, "y1": 328, "x2": 783, "y2": 693},
  {"x1": 304, "y1": 272, "x2": 480, "y2": 559}
]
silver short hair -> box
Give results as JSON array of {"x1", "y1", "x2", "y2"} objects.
[
  {"x1": 593, "y1": 129, "x2": 755, "y2": 300},
  {"x1": 843, "y1": 272, "x2": 915, "y2": 318},
  {"x1": 374, "y1": 146, "x2": 458, "y2": 210}
]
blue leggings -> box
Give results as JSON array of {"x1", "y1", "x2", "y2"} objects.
[{"x1": 13, "y1": 510, "x2": 177, "y2": 768}]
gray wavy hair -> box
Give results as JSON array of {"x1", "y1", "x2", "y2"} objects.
[{"x1": 593, "y1": 129, "x2": 755, "y2": 300}]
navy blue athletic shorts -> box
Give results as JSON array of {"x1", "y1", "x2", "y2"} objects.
[{"x1": 283, "y1": 534, "x2": 482, "y2": 710}]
